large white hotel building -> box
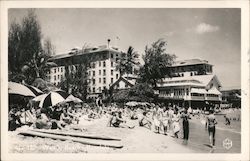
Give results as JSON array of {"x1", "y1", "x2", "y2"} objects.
[{"x1": 46, "y1": 45, "x2": 124, "y2": 99}]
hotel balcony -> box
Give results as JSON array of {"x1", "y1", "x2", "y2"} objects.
[
  {"x1": 191, "y1": 96, "x2": 205, "y2": 101},
  {"x1": 158, "y1": 94, "x2": 185, "y2": 100},
  {"x1": 206, "y1": 96, "x2": 221, "y2": 101}
]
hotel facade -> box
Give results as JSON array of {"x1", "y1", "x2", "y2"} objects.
[
  {"x1": 156, "y1": 59, "x2": 222, "y2": 108},
  {"x1": 46, "y1": 45, "x2": 124, "y2": 99}
]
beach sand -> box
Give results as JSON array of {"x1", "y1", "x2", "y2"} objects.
[{"x1": 8, "y1": 115, "x2": 199, "y2": 153}]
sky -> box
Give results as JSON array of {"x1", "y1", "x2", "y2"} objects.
[{"x1": 8, "y1": 8, "x2": 241, "y2": 89}]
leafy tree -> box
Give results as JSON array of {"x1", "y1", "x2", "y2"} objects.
[
  {"x1": 8, "y1": 10, "x2": 56, "y2": 84},
  {"x1": 112, "y1": 83, "x2": 154, "y2": 102},
  {"x1": 59, "y1": 63, "x2": 89, "y2": 101},
  {"x1": 116, "y1": 46, "x2": 140, "y2": 76},
  {"x1": 43, "y1": 37, "x2": 56, "y2": 56},
  {"x1": 138, "y1": 39, "x2": 176, "y2": 87}
]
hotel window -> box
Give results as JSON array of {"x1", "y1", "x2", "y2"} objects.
[
  {"x1": 93, "y1": 79, "x2": 96, "y2": 85},
  {"x1": 103, "y1": 69, "x2": 106, "y2": 76},
  {"x1": 99, "y1": 78, "x2": 101, "y2": 83},
  {"x1": 93, "y1": 71, "x2": 95, "y2": 77},
  {"x1": 54, "y1": 75, "x2": 56, "y2": 81},
  {"x1": 99, "y1": 61, "x2": 101, "y2": 67},
  {"x1": 116, "y1": 74, "x2": 119, "y2": 79},
  {"x1": 111, "y1": 53, "x2": 114, "y2": 58},
  {"x1": 58, "y1": 68, "x2": 60, "y2": 72},
  {"x1": 103, "y1": 54, "x2": 107, "y2": 59},
  {"x1": 93, "y1": 87, "x2": 95, "y2": 93},
  {"x1": 98, "y1": 87, "x2": 101, "y2": 92},
  {"x1": 61, "y1": 67, "x2": 63, "y2": 72},
  {"x1": 111, "y1": 70, "x2": 113, "y2": 76},
  {"x1": 61, "y1": 75, "x2": 63, "y2": 79},
  {"x1": 103, "y1": 61, "x2": 106, "y2": 67},
  {"x1": 99, "y1": 70, "x2": 101, "y2": 75},
  {"x1": 92, "y1": 62, "x2": 96, "y2": 68},
  {"x1": 57, "y1": 75, "x2": 60, "y2": 79},
  {"x1": 54, "y1": 68, "x2": 56, "y2": 73},
  {"x1": 111, "y1": 78, "x2": 113, "y2": 84},
  {"x1": 111, "y1": 61, "x2": 114, "y2": 67},
  {"x1": 103, "y1": 78, "x2": 106, "y2": 84}
]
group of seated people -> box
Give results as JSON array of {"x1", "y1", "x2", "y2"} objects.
[
  {"x1": 9, "y1": 102, "x2": 189, "y2": 134},
  {"x1": 8, "y1": 104, "x2": 82, "y2": 131}
]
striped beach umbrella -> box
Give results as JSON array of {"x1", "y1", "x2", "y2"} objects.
[
  {"x1": 53, "y1": 89, "x2": 70, "y2": 99},
  {"x1": 25, "y1": 84, "x2": 43, "y2": 96},
  {"x1": 38, "y1": 91, "x2": 67, "y2": 108},
  {"x1": 32, "y1": 93, "x2": 47, "y2": 102},
  {"x1": 9, "y1": 82, "x2": 38, "y2": 97}
]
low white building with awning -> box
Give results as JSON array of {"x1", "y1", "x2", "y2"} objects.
[{"x1": 156, "y1": 74, "x2": 222, "y2": 108}]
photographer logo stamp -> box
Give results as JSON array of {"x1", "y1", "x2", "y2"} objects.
[{"x1": 223, "y1": 138, "x2": 233, "y2": 150}]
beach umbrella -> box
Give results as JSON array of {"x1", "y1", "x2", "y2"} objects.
[
  {"x1": 64, "y1": 94, "x2": 82, "y2": 103},
  {"x1": 8, "y1": 82, "x2": 36, "y2": 97},
  {"x1": 125, "y1": 101, "x2": 138, "y2": 107},
  {"x1": 38, "y1": 91, "x2": 66, "y2": 108},
  {"x1": 25, "y1": 84, "x2": 43, "y2": 96},
  {"x1": 32, "y1": 93, "x2": 48, "y2": 102},
  {"x1": 53, "y1": 89, "x2": 70, "y2": 99}
]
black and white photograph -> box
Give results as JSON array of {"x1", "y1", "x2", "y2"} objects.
[{"x1": 1, "y1": 0, "x2": 249, "y2": 160}]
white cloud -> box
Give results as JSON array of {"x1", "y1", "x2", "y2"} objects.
[{"x1": 195, "y1": 23, "x2": 220, "y2": 34}]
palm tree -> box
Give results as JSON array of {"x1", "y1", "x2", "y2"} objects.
[
  {"x1": 138, "y1": 39, "x2": 176, "y2": 87},
  {"x1": 116, "y1": 46, "x2": 140, "y2": 77}
]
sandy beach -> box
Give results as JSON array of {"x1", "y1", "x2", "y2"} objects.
[{"x1": 9, "y1": 116, "x2": 199, "y2": 153}]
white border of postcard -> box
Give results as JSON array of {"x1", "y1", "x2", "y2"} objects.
[{"x1": 1, "y1": 0, "x2": 249, "y2": 161}]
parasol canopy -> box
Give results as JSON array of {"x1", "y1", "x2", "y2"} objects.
[
  {"x1": 25, "y1": 84, "x2": 43, "y2": 96},
  {"x1": 32, "y1": 93, "x2": 47, "y2": 102},
  {"x1": 38, "y1": 91, "x2": 67, "y2": 108},
  {"x1": 125, "y1": 101, "x2": 138, "y2": 107},
  {"x1": 8, "y1": 82, "x2": 43, "y2": 97},
  {"x1": 64, "y1": 94, "x2": 83, "y2": 103}
]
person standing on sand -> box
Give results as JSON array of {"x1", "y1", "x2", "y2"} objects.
[
  {"x1": 205, "y1": 109, "x2": 217, "y2": 148},
  {"x1": 172, "y1": 109, "x2": 181, "y2": 138},
  {"x1": 161, "y1": 107, "x2": 170, "y2": 135},
  {"x1": 152, "y1": 106, "x2": 161, "y2": 133},
  {"x1": 168, "y1": 106, "x2": 174, "y2": 132},
  {"x1": 181, "y1": 109, "x2": 190, "y2": 144}
]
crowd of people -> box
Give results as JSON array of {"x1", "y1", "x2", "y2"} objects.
[{"x1": 10, "y1": 99, "x2": 234, "y2": 149}]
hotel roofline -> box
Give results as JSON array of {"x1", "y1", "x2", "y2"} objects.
[{"x1": 50, "y1": 45, "x2": 123, "y2": 61}]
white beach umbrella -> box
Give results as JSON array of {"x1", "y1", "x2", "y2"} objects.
[
  {"x1": 64, "y1": 94, "x2": 83, "y2": 103},
  {"x1": 39, "y1": 91, "x2": 66, "y2": 108},
  {"x1": 32, "y1": 93, "x2": 47, "y2": 102},
  {"x1": 8, "y1": 82, "x2": 36, "y2": 97}
]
